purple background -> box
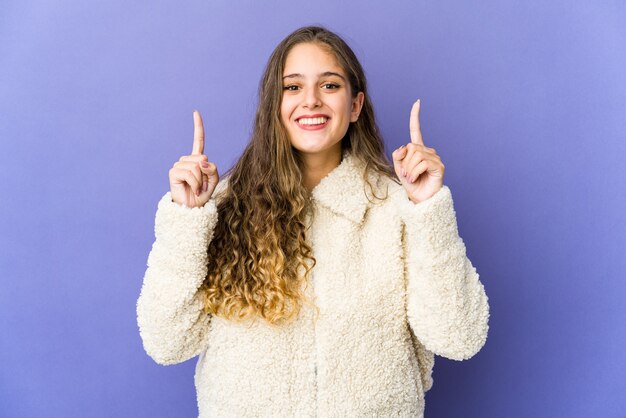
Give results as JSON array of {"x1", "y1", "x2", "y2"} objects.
[{"x1": 1, "y1": 1, "x2": 625, "y2": 417}]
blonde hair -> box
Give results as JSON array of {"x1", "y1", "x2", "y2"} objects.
[{"x1": 200, "y1": 26, "x2": 396, "y2": 326}]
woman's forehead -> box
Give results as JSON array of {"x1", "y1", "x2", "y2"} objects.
[{"x1": 283, "y1": 43, "x2": 345, "y2": 76}]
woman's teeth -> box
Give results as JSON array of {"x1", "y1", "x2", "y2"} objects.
[{"x1": 298, "y1": 117, "x2": 328, "y2": 125}]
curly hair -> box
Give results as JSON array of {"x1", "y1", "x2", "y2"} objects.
[{"x1": 200, "y1": 26, "x2": 396, "y2": 326}]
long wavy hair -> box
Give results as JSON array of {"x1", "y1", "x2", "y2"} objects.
[{"x1": 200, "y1": 26, "x2": 396, "y2": 326}]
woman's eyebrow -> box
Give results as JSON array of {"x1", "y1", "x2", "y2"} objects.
[{"x1": 282, "y1": 71, "x2": 346, "y2": 81}]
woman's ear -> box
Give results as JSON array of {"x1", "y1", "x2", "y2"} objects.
[{"x1": 350, "y1": 91, "x2": 365, "y2": 122}]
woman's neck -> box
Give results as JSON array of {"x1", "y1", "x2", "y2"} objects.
[{"x1": 300, "y1": 147, "x2": 343, "y2": 193}]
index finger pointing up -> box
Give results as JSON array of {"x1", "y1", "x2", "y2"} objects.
[
  {"x1": 409, "y1": 99, "x2": 424, "y2": 145},
  {"x1": 192, "y1": 110, "x2": 205, "y2": 155}
]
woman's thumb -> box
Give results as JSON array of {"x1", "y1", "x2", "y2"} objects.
[
  {"x1": 200, "y1": 162, "x2": 218, "y2": 193},
  {"x1": 200, "y1": 161, "x2": 217, "y2": 177}
]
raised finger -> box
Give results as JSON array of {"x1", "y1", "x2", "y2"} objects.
[
  {"x1": 192, "y1": 110, "x2": 205, "y2": 155},
  {"x1": 409, "y1": 99, "x2": 424, "y2": 145},
  {"x1": 179, "y1": 154, "x2": 209, "y2": 163}
]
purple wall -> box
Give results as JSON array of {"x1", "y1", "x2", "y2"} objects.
[{"x1": 1, "y1": 1, "x2": 625, "y2": 417}]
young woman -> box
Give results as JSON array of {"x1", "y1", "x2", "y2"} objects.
[{"x1": 137, "y1": 26, "x2": 489, "y2": 417}]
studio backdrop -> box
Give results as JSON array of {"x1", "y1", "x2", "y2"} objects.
[{"x1": 1, "y1": 1, "x2": 625, "y2": 417}]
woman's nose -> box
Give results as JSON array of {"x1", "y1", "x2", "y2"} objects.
[{"x1": 302, "y1": 87, "x2": 321, "y2": 109}]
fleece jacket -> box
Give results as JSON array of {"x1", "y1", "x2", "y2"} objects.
[{"x1": 136, "y1": 151, "x2": 490, "y2": 417}]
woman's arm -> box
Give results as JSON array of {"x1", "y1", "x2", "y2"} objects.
[
  {"x1": 136, "y1": 191, "x2": 218, "y2": 365},
  {"x1": 395, "y1": 185, "x2": 490, "y2": 361}
]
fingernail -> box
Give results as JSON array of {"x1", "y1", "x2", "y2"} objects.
[
  {"x1": 203, "y1": 181, "x2": 208, "y2": 192},
  {"x1": 201, "y1": 161, "x2": 209, "y2": 168}
]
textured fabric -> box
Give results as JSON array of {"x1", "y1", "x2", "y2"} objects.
[{"x1": 136, "y1": 152, "x2": 490, "y2": 417}]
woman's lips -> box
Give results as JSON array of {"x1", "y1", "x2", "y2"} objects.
[{"x1": 296, "y1": 116, "x2": 329, "y2": 131}]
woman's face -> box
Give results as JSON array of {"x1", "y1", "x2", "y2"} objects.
[{"x1": 280, "y1": 42, "x2": 364, "y2": 161}]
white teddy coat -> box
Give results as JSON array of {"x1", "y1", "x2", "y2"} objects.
[{"x1": 136, "y1": 152, "x2": 490, "y2": 417}]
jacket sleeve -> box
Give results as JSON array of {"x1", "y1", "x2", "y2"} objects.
[
  {"x1": 136, "y1": 191, "x2": 219, "y2": 365},
  {"x1": 395, "y1": 185, "x2": 490, "y2": 361}
]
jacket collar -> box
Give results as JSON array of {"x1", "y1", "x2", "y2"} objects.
[{"x1": 311, "y1": 151, "x2": 375, "y2": 224}]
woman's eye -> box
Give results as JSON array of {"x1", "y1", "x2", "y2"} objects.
[
  {"x1": 283, "y1": 85, "x2": 299, "y2": 91},
  {"x1": 322, "y1": 83, "x2": 340, "y2": 89}
]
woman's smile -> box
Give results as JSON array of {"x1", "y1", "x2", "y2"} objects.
[{"x1": 296, "y1": 114, "x2": 330, "y2": 130}]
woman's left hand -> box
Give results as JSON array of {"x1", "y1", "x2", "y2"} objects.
[{"x1": 392, "y1": 99, "x2": 445, "y2": 203}]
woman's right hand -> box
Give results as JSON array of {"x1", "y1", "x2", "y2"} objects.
[{"x1": 169, "y1": 110, "x2": 219, "y2": 208}]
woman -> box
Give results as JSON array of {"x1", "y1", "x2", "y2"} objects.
[{"x1": 137, "y1": 25, "x2": 489, "y2": 417}]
